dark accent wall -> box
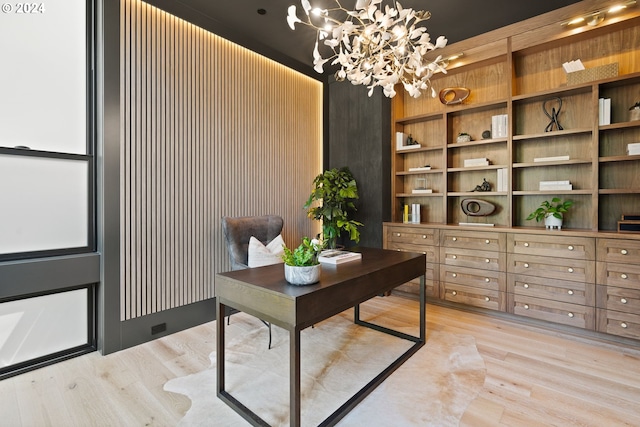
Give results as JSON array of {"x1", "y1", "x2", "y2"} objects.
[{"x1": 328, "y1": 79, "x2": 391, "y2": 249}]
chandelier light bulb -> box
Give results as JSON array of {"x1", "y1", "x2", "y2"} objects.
[{"x1": 286, "y1": 0, "x2": 449, "y2": 98}]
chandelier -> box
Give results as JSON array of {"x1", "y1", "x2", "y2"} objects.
[{"x1": 287, "y1": 0, "x2": 449, "y2": 98}]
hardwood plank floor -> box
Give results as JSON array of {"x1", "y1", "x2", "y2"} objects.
[{"x1": 1, "y1": 296, "x2": 639, "y2": 426}]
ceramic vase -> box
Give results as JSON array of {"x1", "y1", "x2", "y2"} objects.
[
  {"x1": 544, "y1": 214, "x2": 563, "y2": 230},
  {"x1": 284, "y1": 264, "x2": 321, "y2": 285}
]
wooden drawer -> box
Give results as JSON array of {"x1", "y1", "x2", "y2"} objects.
[
  {"x1": 442, "y1": 283, "x2": 505, "y2": 311},
  {"x1": 385, "y1": 243, "x2": 439, "y2": 264},
  {"x1": 507, "y1": 253, "x2": 595, "y2": 283},
  {"x1": 386, "y1": 226, "x2": 439, "y2": 246},
  {"x1": 597, "y1": 308, "x2": 640, "y2": 340},
  {"x1": 508, "y1": 273, "x2": 594, "y2": 306},
  {"x1": 596, "y1": 262, "x2": 640, "y2": 289},
  {"x1": 596, "y1": 238, "x2": 640, "y2": 263},
  {"x1": 441, "y1": 230, "x2": 505, "y2": 252},
  {"x1": 440, "y1": 265, "x2": 505, "y2": 292},
  {"x1": 440, "y1": 247, "x2": 504, "y2": 271},
  {"x1": 596, "y1": 284, "x2": 640, "y2": 312},
  {"x1": 395, "y1": 267, "x2": 439, "y2": 299},
  {"x1": 508, "y1": 233, "x2": 594, "y2": 260},
  {"x1": 509, "y1": 294, "x2": 595, "y2": 329}
]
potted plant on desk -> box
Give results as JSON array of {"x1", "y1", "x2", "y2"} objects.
[
  {"x1": 282, "y1": 237, "x2": 324, "y2": 285},
  {"x1": 526, "y1": 197, "x2": 573, "y2": 230}
]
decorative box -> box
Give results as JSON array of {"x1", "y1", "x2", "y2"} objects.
[{"x1": 567, "y1": 62, "x2": 618, "y2": 85}]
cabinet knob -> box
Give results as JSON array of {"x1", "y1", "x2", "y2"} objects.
[
  {"x1": 524, "y1": 242, "x2": 529, "y2": 247},
  {"x1": 422, "y1": 235, "x2": 427, "y2": 239},
  {"x1": 524, "y1": 263, "x2": 529, "y2": 268},
  {"x1": 621, "y1": 298, "x2": 628, "y2": 304},
  {"x1": 621, "y1": 273, "x2": 628, "y2": 279},
  {"x1": 452, "y1": 273, "x2": 457, "y2": 278},
  {"x1": 621, "y1": 322, "x2": 628, "y2": 329},
  {"x1": 621, "y1": 249, "x2": 628, "y2": 255},
  {"x1": 485, "y1": 258, "x2": 490, "y2": 263},
  {"x1": 523, "y1": 283, "x2": 529, "y2": 289},
  {"x1": 524, "y1": 304, "x2": 529, "y2": 310},
  {"x1": 568, "y1": 312, "x2": 574, "y2": 318},
  {"x1": 452, "y1": 291, "x2": 457, "y2": 296},
  {"x1": 568, "y1": 245, "x2": 574, "y2": 251},
  {"x1": 485, "y1": 277, "x2": 490, "y2": 282},
  {"x1": 568, "y1": 290, "x2": 574, "y2": 295},
  {"x1": 485, "y1": 296, "x2": 490, "y2": 302},
  {"x1": 568, "y1": 267, "x2": 574, "y2": 273},
  {"x1": 395, "y1": 233, "x2": 401, "y2": 237},
  {"x1": 485, "y1": 239, "x2": 490, "y2": 244},
  {"x1": 422, "y1": 251, "x2": 426, "y2": 255},
  {"x1": 452, "y1": 237, "x2": 457, "y2": 241}
]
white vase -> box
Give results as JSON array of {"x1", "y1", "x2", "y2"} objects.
[
  {"x1": 284, "y1": 264, "x2": 321, "y2": 286},
  {"x1": 544, "y1": 214, "x2": 563, "y2": 230}
]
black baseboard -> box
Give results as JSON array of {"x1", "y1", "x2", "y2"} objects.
[{"x1": 117, "y1": 298, "x2": 216, "y2": 352}]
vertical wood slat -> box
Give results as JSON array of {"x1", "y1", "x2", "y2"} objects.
[{"x1": 120, "y1": 0, "x2": 323, "y2": 320}]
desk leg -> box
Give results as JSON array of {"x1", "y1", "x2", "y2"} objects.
[
  {"x1": 420, "y1": 273, "x2": 426, "y2": 342},
  {"x1": 216, "y1": 300, "x2": 226, "y2": 395},
  {"x1": 290, "y1": 327, "x2": 301, "y2": 427}
]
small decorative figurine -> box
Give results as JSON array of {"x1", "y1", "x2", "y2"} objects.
[
  {"x1": 471, "y1": 178, "x2": 491, "y2": 192},
  {"x1": 406, "y1": 134, "x2": 419, "y2": 145}
]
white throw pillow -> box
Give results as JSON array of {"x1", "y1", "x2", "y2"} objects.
[{"x1": 248, "y1": 234, "x2": 285, "y2": 268}]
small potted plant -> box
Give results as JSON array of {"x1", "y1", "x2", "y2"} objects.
[
  {"x1": 630, "y1": 101, "x2": 640, "y2": 122},
  {"x1": 526, "y1": 197, "x2": 573, "y2": 230},
  {"x1": 281, "y1": 237, "x2": 324, "y2": 285}
]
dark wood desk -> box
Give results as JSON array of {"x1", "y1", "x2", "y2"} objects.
[{"x1": 215, "y1": 247, "x2": 426, "y2": 427}]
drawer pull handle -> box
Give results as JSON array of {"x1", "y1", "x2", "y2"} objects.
[
  {"x1": 621, "y1": 274, "x2": 628, "y2": 279},
  {"x1": 485, "y1": 296, "x2": 490, "y2": 302},
  {"x1": 485, "y1": 258, "x2": 490, "y2": 263},
  {"x1": 452, "y1": 255, "x2": 457, "y2": 259},
  {"x1": 422, "y1": 235, "x2": 427, "y2": 239},
  {"x1": 524, "y1": 304, "x2": 529, "y2": 310},
  {"x1": 452, "y1": 273, "x2": 457, "y2": 278},
  {"x1": 621, "y1": 298, "x2": 628, "y2": 304},
  {"x1": 485, "y1": 278, "x2": 490, "y2": 282},
  {"x1": 452, "y1": 291, "x2": 457, "y2": 296},
  {"x1": 524, "y1": 242, "x2": 529, "y2": 247},
  {"x1": 485, "y1": 239, "x2": 490, "y2": 244},
  {"x1": 524, "y1": 263, "x2": 529, "y2": 268},
  {"x1": 568, "y1": 312, "x2": 574, "y2": 318},
  {"x1": 452, "y1": 237, "x2": 457, "y2": 241},
  {"x1": 568, "y1": 290, "x2": 574, "y2": 295},
  {"x1": 621, "y1": 249, "x2": 628, "y2": 255},
  {"x1": 568, "y1": 268, "x2": 574, "y2": 273},
  {"x1": 568, "y1": 245, "x2": 574, "y2": 251},
  {"x1": 621, "y1": 322, "x2": 628, "y2": 329},
  {"x1": 523, "y1": 283, "x2": 529, "y2": 289}
]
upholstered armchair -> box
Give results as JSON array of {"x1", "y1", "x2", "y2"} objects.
[{"x1": 221, "y1": 215, "x2": 284, "y2": 348}]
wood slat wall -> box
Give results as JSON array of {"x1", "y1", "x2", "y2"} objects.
[{"x1": 121, "y1": 0, "x2": 322, "y2": 320}]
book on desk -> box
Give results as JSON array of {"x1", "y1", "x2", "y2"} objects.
[{"x1": 318, "y1": 250, "x2": 362, "y2": 265}]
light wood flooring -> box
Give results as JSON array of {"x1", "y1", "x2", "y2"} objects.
[{"x1": 1, "y1": 296, "x2": 640, "y2": 426}]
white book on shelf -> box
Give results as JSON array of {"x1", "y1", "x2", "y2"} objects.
[
  {"x1": 539, "y1": 184, "x2": 573, "y2": 191},
  {"x1": 396, "y1": 132, "x2": 405, "y2": 150},
  {"x1": 458, "y1": 222, "x2": 495, "y2": 227},
  {"x1": 397, "y1": 144, "x2": 422, "y2": 152},
  {"x1": 318, "y1": 250, "x2": 362, "y2": 265},
  {"x1": 603, "y1": 98, "x2": 612, "y2": 125},
  {"x1": 412, "y1": 188, "x2": 433, "y2": 194},
  {"x1": 502, "y1": 168, "x2": 508, "y2": 192},
  {"x1": 533, "y1": 155, "x2": 570, "y2": 162},
  {"x1": 408, "y1": 166, "x2": 432, "y2": 171},
  {"x1": 497, "y1": 168, "x2": 504, "y2": 192},
  {"x1": 627, "y1": 143, "x2": 640, "y2": 155},
  {"x1": 464, "y1": 158, "x2": 489, "y2": 167},
  {"x1": 540, "y1": 180, "x2": 571, "y2": 185}
]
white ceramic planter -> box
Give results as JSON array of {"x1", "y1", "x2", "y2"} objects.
[
  {"x1": 544, "y1": 214, "x2": 563, "y2": 230},
  {"x1": 284, "y1": 264, "x2": 321, "y2": 286}
]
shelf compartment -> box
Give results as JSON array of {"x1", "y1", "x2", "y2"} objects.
[
  {"x1": 395, "y1": 196, "x2": 444, "y2": 224},
  {"x1": 599, "y1": 125, "x2": 640, "y2": 158},
  {"x1": 513, "y1": 194, "x2": 593, "y2": 229},
  {"x1": 396, "y1": 169, "x2": 443, "y2": 176},
  {"x1": 513, "y1": 163, "x2": 593, "y2": 192},
  {"x1": 599, "y1": 161, "x2": 640, "y2": 191},
  {"x1": 513, "y1": 159, "x2": 592, "y2": 168},
  {"x1": 448, "y1": 103, "x2": 509, "y2": 144},
  {"x1": 599, "y1": 194, "x2": 640, "y2": 231},
  {"x1": 447, "y1": 168, "x2": 506, "y2": 193},
  {"x1": 447, "y1": 194, "x2": 508, "y2": 227},
  {"x1": 512, "y1": 128, "x2": 592, "y2": 141},
  {"x1": 513, "y1": 131, "x2": 593, "y2": 164},
  {"x1": 599, "y1": 72, "x2": 640, "y2": 125},
  {"x1": 448, "y1": 142, "x2": 508, "y2": 169}
]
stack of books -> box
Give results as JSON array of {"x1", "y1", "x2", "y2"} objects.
[
  {"x1": 464, "y1": 158, "x2": 489, "y2": 167},
  {"x1": 539, "y1": 180, "x2": 572, "y2": 191},
  {"x1": 491, "y1": 114, "x2": 508, "y2": 138},
  {"x1": 533, "y1": 155, "x2": 570, "y2": 163},
  {"x1": 627, "y1": 143, "x2": 640, "y2": 156},
  {"x1": 618, "y1": 214, "x2": 640, "y2": 233},
  {"x1": 496, "y1": 168, "x2": 508, "y2": 192},
  {"x1": 599, "y1": 98, "x2": 612, "y2": 125},
  {"x1": 408, "y1": 166, "x2": 431, "y2": 171},
  {"x1": 318, "y1": 250, "x2": 362, "y2": 265}
]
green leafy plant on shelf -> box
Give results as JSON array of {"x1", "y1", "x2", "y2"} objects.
[
  {"x1": 304, "y1": 167, "x2": 363, "y2": 249},
  {"x1": 281, "y1": 237, "x2": 324, "y2": 266},
  {"x1": 526, "y1": 197, "x2": 574, "y2": 222}
]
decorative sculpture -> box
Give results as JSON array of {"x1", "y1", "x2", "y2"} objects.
[
  {"x1": 439, "y1": 87, "x2": 470, "y2": 105},
  {"x1": 461, "y1": 198, "x2": 496, "y2": 216},
  {"x1": 471, "y1": 178, "x2": 491, "y2": 192},
  {"x1": 543, "y1": 97, "x2": 564, "y2": 132}
]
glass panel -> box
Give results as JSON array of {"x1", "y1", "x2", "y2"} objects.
[
  {"x1": 0, "y1": 289, "x2": 88, "y2": 367},
  {"x1": 0, "y1": 0, "x2": 86, "y2": 154},
  {"x1": 0, "y1": 155, "x2": 88, "y2": 254}
]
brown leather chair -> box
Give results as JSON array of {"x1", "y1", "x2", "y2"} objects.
[{"x1": 221, "y1": 215, "x2": 284, "y2": 348}]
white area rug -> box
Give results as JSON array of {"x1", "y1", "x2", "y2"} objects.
[{"x1": 164, "y1": 311, "x2": 486, "y2": 426}]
